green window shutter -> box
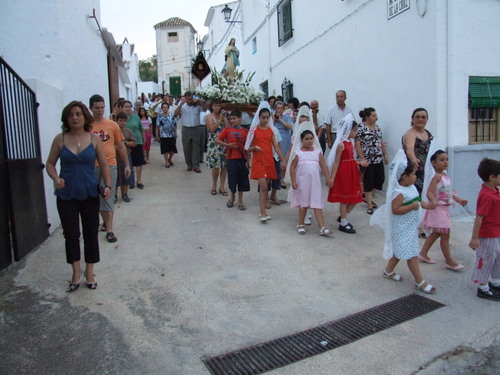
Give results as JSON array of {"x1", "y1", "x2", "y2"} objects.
[
  {"x1": 283, "y1": 1, "x2": 293, "y2": 41},
  {"x1": 469, "y1": 77, "x2": 500, "y2": 108}
]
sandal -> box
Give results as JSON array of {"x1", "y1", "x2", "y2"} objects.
[
  {"x1": 297, "y1": 225, "x2": 306, "y2": 235},
  {"x1": 137, "y1": 183, "x2": 144, "y2": 189},
  {"x1": 99, "y1": 223, "x2": 107, "y2": 232},
  {"x1": 219, "y1": 189, "x2": 228, "y2": 196},
  {"x1": 211, "y1": 189, "x2": 217, "y2": 195},
  {"x1": 318, "y1": 227, "x2": 332, "y2": 236},
  {"x1": 238, "y1": 204, "x2": 246, "y2": 211},
  {"x1": 417, "y1": 254, "x2": 436, "y2": 264},
  {"x1": 415, "y1": 280, "x2": 436, "y2": 294},
  {"x1": 366, "y1": 208, "x2": 374, "y2": 215},
  {"x1": 265, "y1": 199, "x2": 272, "y2": 209},
  {"x1": 106, "y1": 232, "x2": 117, "y2": 243},
  {"x1": 226, "y1": 199, "x2": 234, "y2": 208},
  {"x1": 383, "y1": 270, "x2": 404, "y2": 282},
  {"x1": 122, "y1": 194, "x2": 131, "y2": 202},
  {"x1": 67, "y1": 283, "x2": 80, "y2": 292},
  {"x1": 445, "y1": 263, "x2": 465, "y2": 271},
  {"x1": 363, "y1": 199, "x2": 377, "y2": 208},
  {"x1": 271, "y1": 198, "x2": 281, "y2": 205}
]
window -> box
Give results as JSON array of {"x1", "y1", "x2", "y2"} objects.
[
  {"x1": 469, "y1": 108, "x2": 499, "y2": 144},
  {"x1": 252, "y1": 37, "x2": 257, "y2": 54},
  {"x1": 277, "y1": 0, "x2": 293, "y2": 46},
  {"x1": 281, "y1": 78, "x2": 293, "y2": 103},
  {"x1": 468, "y1": 77, "x2": 500, "y2": 143},
  {"x1": 168, "y1": 32, "x2": 179, "y2": 42},
  {"x1": 260, "y1": 80, "x2": 269, "y2": 98}
]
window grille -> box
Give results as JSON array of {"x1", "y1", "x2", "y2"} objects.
[
  {"x1": 468, "y1": 77, "x2": 500, "y2": 144},
  {"x1": 277, "y1": 0, "x2": 293, "y2": 46},
  {"x1": 281, "y1": 78, "x2": 293, "y2": 103}
]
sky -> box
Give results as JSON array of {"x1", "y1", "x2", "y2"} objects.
[{"x1": 100, "y1": 0, "x2": 226, "y2": 60}]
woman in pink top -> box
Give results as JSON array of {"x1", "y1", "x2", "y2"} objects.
[{"x1": 139, "y1": 108, "x2": 152, "y2": 162}]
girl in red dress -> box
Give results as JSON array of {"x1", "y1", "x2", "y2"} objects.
[
  {"x1": 326, "y1": 114, "x2": 368, "y2": 234},
  {"x1": 245, "y1": 105, "x2": 285, "y2": 222}
]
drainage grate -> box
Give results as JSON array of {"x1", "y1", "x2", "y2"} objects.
[{"x1": 202, "y1": 294, "x2": 444, "y2": 375}]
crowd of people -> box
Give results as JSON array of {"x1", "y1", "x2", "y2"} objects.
[{"x1": 47, "y1": 90, "x2": 500, "y2": 301}]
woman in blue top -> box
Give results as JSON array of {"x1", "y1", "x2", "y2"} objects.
[{"x1": 46, "y1": 101, "x2": 111, "y2": 292}]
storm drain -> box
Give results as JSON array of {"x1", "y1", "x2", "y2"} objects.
[{"x1": 202, "y1": 294, "x2": 444, "y2": 375}]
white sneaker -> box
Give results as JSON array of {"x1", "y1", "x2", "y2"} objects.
[
  {"x1": 304, "y1": 213, "x2": 312, "y2": 225},
  {"x1": 319, "y1": 227, "x2": 333, "y2": 236}
]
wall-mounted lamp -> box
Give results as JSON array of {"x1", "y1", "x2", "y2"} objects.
[{"x1": 221, "y1": 4, "x2": 242, "y2": 23}]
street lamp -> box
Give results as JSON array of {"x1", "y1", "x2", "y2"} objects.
[{"x1": 221, "y1": 4, "x2": 242, "y2": 23}]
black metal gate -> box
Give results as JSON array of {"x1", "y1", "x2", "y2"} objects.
[{"x1": 0, "y1": 57, "x2": 49, "y2": 271}]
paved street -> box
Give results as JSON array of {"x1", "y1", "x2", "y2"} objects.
[{"x1": 1, "y1": 140, "x2": 499, "y2": 375}]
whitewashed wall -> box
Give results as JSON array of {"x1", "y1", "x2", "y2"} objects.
[
  {"x1": 0, "y1": 0, "x2": 109, "y2": 231},
  {"x1": 200, "y1": 1, "x2": 241, "y2": 88},
  {"x1": 234, "y1": 0, "x2": 500, "y2": 209},
  {"x1": 138, "y1": 82, "x2": 160, "y2": 97},
  {"x1": 156, "y1": 25, "x2": 196, "y2": 93},
  {"x1": 121, "y1": 42, "x2": 140, "y2": 102}
]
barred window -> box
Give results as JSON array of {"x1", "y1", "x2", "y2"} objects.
[
  {"x1": 168, "y1": 32, "x2": 178, "y2": 43},
  {"x1": 468, "y1": 108, "x2": 499, "y2": 144},
  {"x1": 468, "y1": 77, "x2": 500, "y2": 144},
  {"x1": 277, "y1": 0, "x2": 293, "y2": 46},
  {"x1": 281, "y1": 78, "x2": 293, "y2": 104}
]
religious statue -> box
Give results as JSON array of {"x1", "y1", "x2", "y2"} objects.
[{"x1": 221, "y1": 38, "x2": 240, "y2": 82}]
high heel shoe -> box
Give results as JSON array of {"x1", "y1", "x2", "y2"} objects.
[
  {"x1": 84, "y1": 270, "x2": 97, "y2": 290},
  {"x1": 67, "y1": 283, "x2": 80, "y2": 292}
]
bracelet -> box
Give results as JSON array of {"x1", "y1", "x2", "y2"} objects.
[{"x1": 104, "y1": 185, "x2": 112, "y2": 190}]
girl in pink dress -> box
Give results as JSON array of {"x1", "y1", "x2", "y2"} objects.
[
  {"x1": 139, "y1": 108, "x2": 152, "y2": 162},
  {"x1": 418, "y1": 150, "x2": 468, "y2": 270},
  {"x1": 290, "y1": 130, "x2": 332, "y2": 235},
  {"x1": 326, "y1": 114, "x2": 368, "y2": 234}
]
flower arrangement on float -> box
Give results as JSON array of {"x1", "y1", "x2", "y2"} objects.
[{"x1": 196, "y1": 68, "x2": 265, "y2": 110}]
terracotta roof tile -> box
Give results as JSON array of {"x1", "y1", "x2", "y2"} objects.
[{"x1": 154, "y1": 17, "x2": 196, "y2": 33}]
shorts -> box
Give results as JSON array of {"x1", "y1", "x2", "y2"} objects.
[
  {"x1": 130, "y1": 144, "x2": 146, "y2": 166},
  {"x1": 95, "y1": 165, "x2": 117, "y2": 212},
  {"x1": 227, "y1": 158, "x2": 250, "y2": 193},
  {"x1": 160, "y1": 137, "x2": 178, "y2": 154},
  {"x1": 116, "y1": 155, "x2": 135, "y2": 187},
  {"x1": 363, "y1": 162, "x2": 385, "y2": 192},
  {"x1": 471, "y1": 237, "x2": 500, "y2": 284}
]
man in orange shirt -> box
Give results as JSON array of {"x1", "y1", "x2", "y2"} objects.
[{"x1": 89, "y1": 94, "x2": 131, "y2": 243}]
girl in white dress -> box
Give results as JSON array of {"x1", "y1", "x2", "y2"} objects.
[
  {"x1": 372, "y1": 150, "x2": 437, "y2": 294},
  {"x1": 290, "y1": 130, "x2": 333, "y2": 236}
]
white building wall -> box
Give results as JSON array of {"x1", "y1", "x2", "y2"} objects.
[
  {"x1": 121, "y1": 42, "x2": 140, "y2": 102},
  {"x1": 0, "y1": 0, "x2": 109, "y2": 231},
  {"x1": 232, "y1": 0, "x2": 500, "y2": 210},
  {"x1": 200, "y1": 2, "x2": 241, "y2": 88},
  {"x1": 138, "y1": 82, "x2": 160, "y2": 97},
  {"x1": 156, "y1": 26, "x2": 196, "y2": 93}
]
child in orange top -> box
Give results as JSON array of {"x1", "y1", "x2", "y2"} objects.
[{"x1": 245, "y1": 105, "x2": 285, "y2": 222}]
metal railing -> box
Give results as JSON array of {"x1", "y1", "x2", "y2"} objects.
[{"x1": 0, "y1": 56, "x2": 41, "y2": 160}]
